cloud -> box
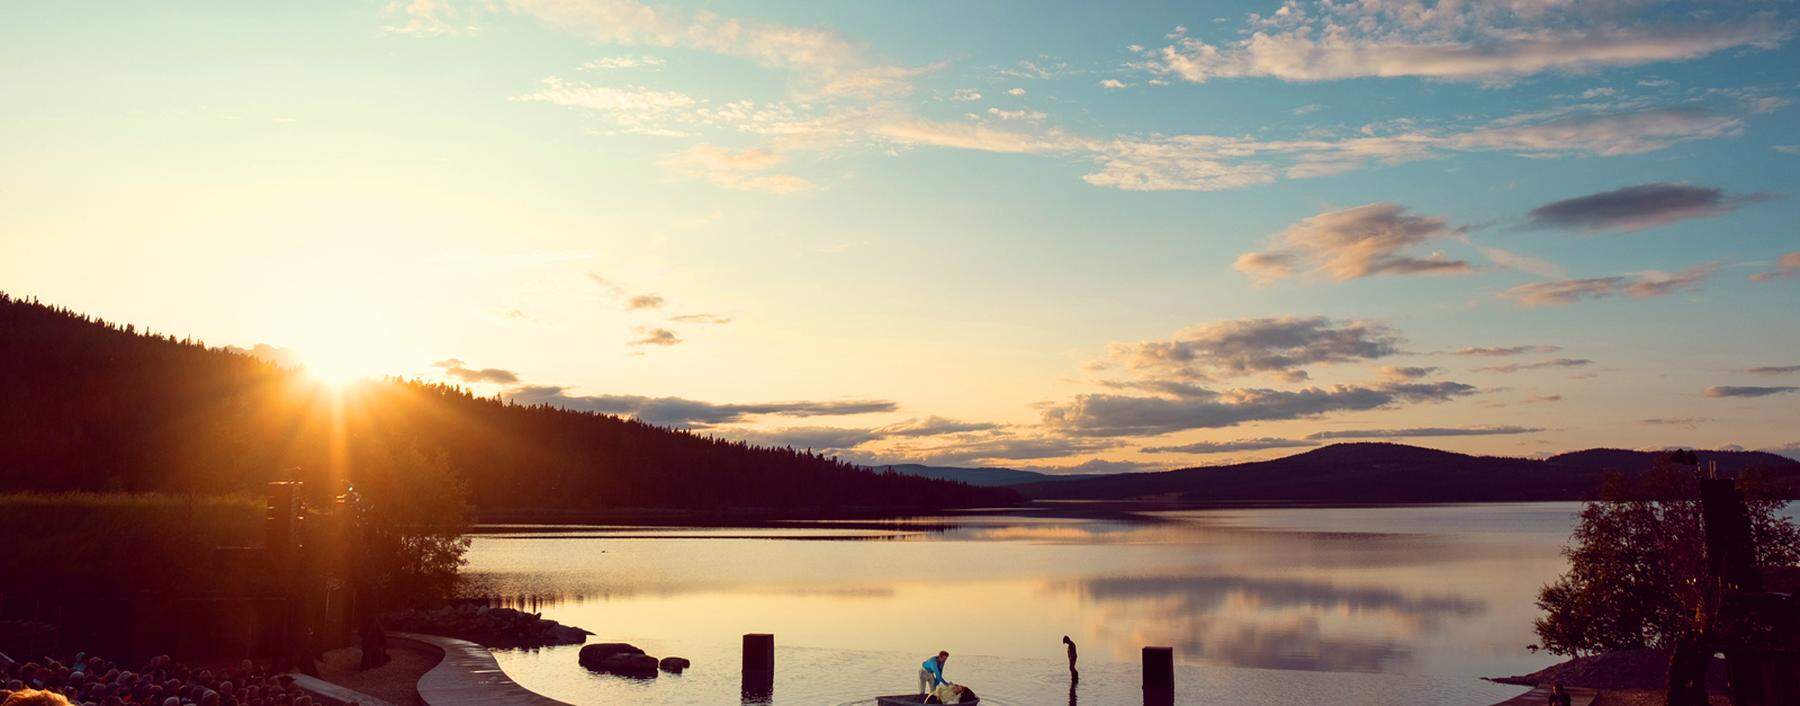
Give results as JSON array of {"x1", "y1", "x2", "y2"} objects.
[
  {"x1": 505, "y1": 386, "x2": 898, "y2": 426},
  {"x1": 1079, "y1": 106, "x2": 1747, "y2": 192},
  {"x1": 1477, "y1": 246, "x2": 1566, "y2": 278},
  {"x1": 1704, "y1": 386, "x2": 1800, "y2": 398},
  {"x1": 509, "y1": 0, "x2": 931, "y2": 99},
  {"x1": 1099, "y1": 79, "x2": 1130, "y2": 89},
  {"x1": 1042, "y1": 380, "x2": 1478, "y2": 437},
  {"x1": 588, "y1": 272, "x2": 678, "y2": 314},
  {"x1": 1236, "y1": 203, "x2": 1470, "y2": 283},
  {"x1": 1140, "y1": 437, "x2": 1319, "y2": 454},
  {"x1": 1007, "y1": 87, "x2": 1027, "y2": 96},
  {"x1": 669, "y1": 313, "x2": 732, "y2": 324},
  {"x1": 998, "y1": 59, "x2": 1072, "y2": 80},
  {"x1": 660, "y1": 144, "x2": 815, "y2": 194},
  {"x1": 1095, "y1": 317, "x2": 1403, "y2": 382},
  {"x1": 1499, "y1": 263, "x2": 1717, "y2": 306},
  {"x1": 629, "y1": 327, "x2": 682, "y2": 346},
  {"x1": 1379, "y1": 366, "x2": 1440, "y2": 380},
  {"x1": 873, "y1": 416, "x2": 1003, "y2": 438},
  {"x1": 1525, "y1": 183, "x2": 1772, "y2": 232},
  {"x1": 951, "y1": 88, "x2": 982, "y2": 102},
  {"x1": 1473, "y1": 358, "x2": 1593, "y2": 373},
  {"x1": 986, "y1": 107, "x2": 1047, "y2": 122},
  {"x1": 1305, "y1": 425, "x2": 1543, "y2": 440},
  {"x1": 582, "y1": 55, "x2": 666, "y2": 70},
  {"x1": 513, "y1": 79, "x2": 703, "y2": 136},
  {"x1": 1136, "y1": 4, "x2": 1788, "y2": 84},
  {"x1": 383, "y1": 0, "x2": 476, "y2": 36},
  {"x1": 431, "y1": 358, "x2": 521, "y2": 384},
  {"x1": 1749, "y1": 252, "x2": 1800, "y2": 282},
  {"x1": 1452, "y1": 345, "x2": 1563, "y2": 357},
  {"x1": 1641, "y1": 417, "x2": 1713, "y2": 429},
  {"x1": 1746, "y1": 365, "x2": 1800, "y2": 375}
]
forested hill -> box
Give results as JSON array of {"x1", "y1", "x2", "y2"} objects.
[
  {"x1": 1017, "y1": 442, "x2": 1800, "y2": 503},
  {"x1": 0, "y1": 293, "x2": 1015, "y2": 512}
]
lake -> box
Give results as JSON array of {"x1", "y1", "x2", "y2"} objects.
[{"x1": 459, "y1": 503, "x2": 1588, "y2": 705}]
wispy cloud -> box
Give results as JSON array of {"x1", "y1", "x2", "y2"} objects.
[
  {"x1": 1499, "y1": 263, "x2": 1717, "y2": 306},
  {"x1": 582, "y1": 54, "x2": 665, "y2": 70},
  {"x1": 506, "y1": 386, "x2": 898, "y2": 426},
  {"x1": 1745, "y1": 364, "x2": 1800, "y2": 375},
  {"x1": 1749, "y1": 252, "x2": 1800, "y2": 282},
  {"x1": 508, "y1": 0, "x2": 932, "y2": 99},
  {"x1": 1043, "y1": 380, "x2": 1477, "y2": 437},
  {"x1": 1235, "y1": 203, "x2": 1470, "y2": 283},
  {"x1": 1091, "y1": 317, "x2": 1403, "y2": 383},
  {"x1": 1452, "y1": 345, "x2": 1563, "y2": 357},
  {"x1": 1474, "y1": 358, "x2": 1593, "y2": 374},
  {"x1": 1525, "y1": 183, "x2": 1772, "y2": 232},
  {"x1": 669, "y1": 313, "x2": 732, "y2": 324},
  {"x1": 629, "y1": 326, "x2": 682, "y2": 346},
  {"x1": 660, "y1": 144, "x2": 816, "y2": 194},
  {"x1": 431, "y1": 357, "x2": 520, "y2": 384},
  {"x1": 1135, "y1": 4, "x2": 1788, "y2": 84},
  {"x1": 1704, "y1": 385, "x2": 1799, "y2": 398}
]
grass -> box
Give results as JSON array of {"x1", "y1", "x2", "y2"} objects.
[{"x1": 0, "y1": 492, "x2": 263, "y2": 593}]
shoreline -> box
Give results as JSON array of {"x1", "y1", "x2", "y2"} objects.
[{"x1": 468, "y1": 497, "x2": 1583, "y2": 530}]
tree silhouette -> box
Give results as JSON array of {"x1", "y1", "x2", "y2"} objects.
[{"x1": 0, "y1": 292, "x2": 1016, "y2": 512}]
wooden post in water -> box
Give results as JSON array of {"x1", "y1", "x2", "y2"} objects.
[
  {"x1": 742, "y1": 633, "x2": 774, "y2": 700},
  {"x1": 1143, "y1": 646, "x2": 1174, "y2": 706}
]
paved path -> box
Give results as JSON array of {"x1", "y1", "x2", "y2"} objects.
[
  {"x1": 1490, "y1": 684, "x2": 1597, "y2": 706},
  {"x1": 390, "y1": 632, "x2": 573, "y2": 706},
  {"x1": 287, "y1": 673, "x2": 399, "y2": 706}
]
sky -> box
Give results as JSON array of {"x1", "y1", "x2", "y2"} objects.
[{"x1": 3, "y1": 0, "x2": 1799, "y2": 472}]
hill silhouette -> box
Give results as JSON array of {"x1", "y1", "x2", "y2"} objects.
[
  {"x1": 1018, "y1": 442, "x2": 1800, "y2": 503},
  {"x1": 0, "y1": 293, "x2": 1014, "y2": 513},
  {"x1": 882, "y1": 463, "x2": 1102, "y2": 487}
]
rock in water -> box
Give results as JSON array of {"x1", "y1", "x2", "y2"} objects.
[
  {"x1": 658, "y1": 656, "x2": 690, "y2": 673},
  {"x1": 578, "y1": 643, "x2": 645, "y2": 669},
  {"x1": 596, "y1": 653, "x2": 660, "y2": 678}
]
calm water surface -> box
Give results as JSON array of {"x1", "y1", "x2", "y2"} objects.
[{"x1": 461, "y1": 503, "x2": 1588, "y2": 705}]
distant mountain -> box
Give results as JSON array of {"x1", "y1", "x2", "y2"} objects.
[
  {"x1": 0, "y1": 294, "x2": 1016, "y2": 512},
  {"x1": 1018, "y1": 442, "x2": 1800, "y2": 503},
  {"x1": 878, "y1": 463, "x2": 1100, "y2": 487},
  {"x1": 1545, "y1": 448, "x2": 1798, "y2": 475}
]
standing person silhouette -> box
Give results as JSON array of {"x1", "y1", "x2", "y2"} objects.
[{"x1": 1062, "y1": 635, "x2": 1079, "y2": 683}]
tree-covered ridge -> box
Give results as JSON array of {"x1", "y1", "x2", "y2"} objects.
[{"x1": 0, "y1": 293, "x2": 1015, "y2": 511}]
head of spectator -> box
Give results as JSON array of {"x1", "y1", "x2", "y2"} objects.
[{"x1": 2, "y1": 687, "x2": 74, "y2": 706}]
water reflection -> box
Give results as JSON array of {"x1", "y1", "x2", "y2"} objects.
[
  {"x1": 467, "y1": 504, "x2": 1581, "y2": 705},
  {"x1": 1067, "y1": 573, "x2": 1485, "y2": 672}
]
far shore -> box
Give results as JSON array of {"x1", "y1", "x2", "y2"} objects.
[{"x1": 468, "y1": 497, "x2": 1585, "y2": 530}]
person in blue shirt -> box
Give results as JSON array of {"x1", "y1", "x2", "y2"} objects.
[{"x1": 917, "y1": 650, "x2": 949, "y2": 694}]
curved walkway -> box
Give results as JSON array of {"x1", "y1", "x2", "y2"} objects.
[
  {"x1": 1489, "y1": 684, "x2": 1596, "y2": 706},
  {"x1": 389, "y1": 632, "x2": 573, "y2": 706}
]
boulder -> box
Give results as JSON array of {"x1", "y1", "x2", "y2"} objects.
[
  {"x1": 578, "y1": 643, "x2": 645, "y2": 669},
  {"x1": 658, "y1": 656, "x2": 690, "y2": 673},
  {"x1": 595, "y1": 653, "x2": 660, "y2": 678}
]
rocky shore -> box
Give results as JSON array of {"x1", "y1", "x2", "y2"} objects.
[{"x1": 382, "y1": 604, "x2": 591, "y2": 649}]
